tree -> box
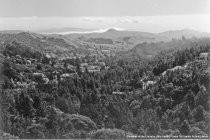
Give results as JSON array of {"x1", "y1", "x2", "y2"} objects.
[
  {"x1": 55, "y1": 97, "x2": 70, "y2": 113},
  {"x1": 195, "y1": 87, "x2": 208, "y2": 110},
  {"x1": 182, "y1": 36, "x2": 186, "y2": 41},
  {"x1": 76, "y1": 64, "x2": 82, "y2": 76},
  {"x1": 146, "y1": 121, "x2": 160, "y2": 136},
  {"x1": 90, "y1": 128, "x2": 126, "y2": 139},
  {"x1": 192, "y1": 105, "x2": 205, "y2": 122},
  {"x1": 185, "y1": 90, "x2": 195, "y2": 109},
  {"x1": 36, "y1": 63, "x2": 42, "y2": 70},
  {"x1": 180, "y1": 120, "x2": 190, "y2": 135}
]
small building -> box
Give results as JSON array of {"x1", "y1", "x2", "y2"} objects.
[
  {"x1": 33, "y1": 73, "x2": 49, "y2": 84},
  {"x1": 97, "y1": 62, "x2": 106, "y2": 66},
  {"x1": 199, "y1": 53, "x2": 210, "y2": 60},
  {"x1": 141, "y1": 79, "x2": 156, "y2": 90},
  {"x1": 61, "y1": 73, "x2": 77, "y2": 79},
  {"x1": 88, "y1": 69, "x2": 100, "y2": 73},
  {"x1": 87, "y1": 65, "x2": 101, "y2": 73},
  {"x1": 112, "y1": 91, "x2": 125, "y2": 95},
  {"x1": 171, "y1": 66, "x2": 183, "y2": 71},
  {"x1": 67, "y1": 64, "x2": 75, "y2": 69},
  {"x1": 26, "y1": 60, "x2": 31, "y2": 65},
  {"x1": 81, "y1": 63, "x2": 88, "y2": 67},
  {"x1": 162, "y1": 65, "x2": 184, "y2": 76}
]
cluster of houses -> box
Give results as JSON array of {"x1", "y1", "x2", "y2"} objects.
[
  {"x1": 8, "y1": 50, "x2": 210, "y2": 97},
  {"x1": 161, "y1": 52, "x2": 210, "y2": 76},
  {"x1": 199, "y1": 52, "x2": 210, "y2": 61},
  {"x1": 6, "y1": 52, "x2": 112, "y2": 94},
  {"x1": 6, "y1": 55, "x2": 37, "y2": 65},
  {"x1": 80, "y1": 61, "x2": 109, "y2": 73},
  {"x1": 140, "y1": 52, "x2": 210, "y2": 91}
]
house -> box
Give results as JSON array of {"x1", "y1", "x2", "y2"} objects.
[
  {"x1": 15, "y1": 55, "x2": 21, "y2": 59},
  {"x1": 46, "y1": 54, "x2": 51, "y2": 58},
  {"x1": 61, "y1": 73, "x2": 71, "y2": 78},
  {"x1": 60, "y1": 73, "x2": 77, "y2": 80},
  {"x1": 33, "y1": 73, "x2": 49, "y2": 84},
  {"x1": 171, "y1": 66, "x2": 183, "y2": 71},
  {"x1": 161, "y1": 71, "x2": 167, "y2": 76},
  {"x1": 81, "y1": 63, "x2": 88, "y2": 67},
  {"x1": 15, "y1": 81, "x2": 28, "y2": 88},
  {"x1": 105, "y1": 66, "x2": 110, "y2": 70},
  {"x1": 112, "y1": 91, "x2": 125, "y2": 95},
  {"x1": 112, "y1": 91, "x2": 132, "y2": 95},
  {"x1": 162, "y1": 66, "x2": 184, "y2": 76},
  {"x1": 88, "y1": 69, "x2": 100, "y2": 73},
  {"x1": 199, "y1": 53, "x2": 210, "y2": 60},
  {"x1": 101, "y1": 50, "x2": 110, "y2": 56},
  {"x1": 67, "y1": 64, "x2": 75, "y2": 69},
  {"x1": 87, "y1": 65, "x2": 101, "y2": 73},
  {"x1": 33, "y1": 73, "x2": 45, "y2": 77},
  {"x1": 97, "y1": 62, "x2": 106, "y2": 66},
  {"x1": 26, "y1": 60, "x2": 31, "y2": 65},
  {"x1": 141, "y1": 79, "x2": 156, "y2": 90}
]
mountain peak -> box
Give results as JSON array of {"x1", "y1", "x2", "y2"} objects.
[{"x1": 106, "y1": 28, "x2": 118, "y2": 32}]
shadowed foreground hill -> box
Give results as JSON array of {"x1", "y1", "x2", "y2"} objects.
[
  {"x1": 0, "y1": 32, "x2": 76, "y2": 57},
  {"x1": 0, "y1": 54, "x2": 18, "y2": 139}
]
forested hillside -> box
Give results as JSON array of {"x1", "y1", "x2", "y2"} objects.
[
  {"x1": 0, "y1": 32, "x2": 76, "y2": 58},
  {"x1": 0, "y1": 36, "x2": 210, "y2": 139},
  {"x1": 65, "y1": 29, "x2": 210, "y2": 45},
  {"x1": 123, "y1": 37, "x2": 210, "y2": 59}
]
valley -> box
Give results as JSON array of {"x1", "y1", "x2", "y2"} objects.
[{"x1": 0, "y1": 29, "x2": 210, "y2": 139}]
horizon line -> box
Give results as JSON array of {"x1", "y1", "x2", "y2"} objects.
[
  {"x1": 1, "y1": 28, "x2": 209, "y2": 35},
  {"x1": 0, "y1": 13, "x2": 210, "y2": 17},
  {"x1": 0, "y1": 14, "x2": 210, "y2": 33}
]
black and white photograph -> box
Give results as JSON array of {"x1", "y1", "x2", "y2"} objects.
[{"x1": 0, "y1": 0, "x2": 210, "y2": 139}]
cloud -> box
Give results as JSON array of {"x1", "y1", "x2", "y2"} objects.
[
  {"x1": 81, "y1": 16, "x2": 142, "y2": 23},
  {"x1": 82, "y1": 17, "x2": 108, "y2": 22},
  {"x1": 117, "y1": 17, "x2": 148, "y2": 24},
  {"x1": 0, "y1": 15, "x2": 210, "y2": 33}
]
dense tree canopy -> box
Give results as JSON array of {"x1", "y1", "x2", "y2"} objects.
[{"x1": 1, "y1": 39, "x2": 210, "y2": 139}]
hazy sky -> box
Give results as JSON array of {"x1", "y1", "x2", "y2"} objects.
[{"x1": 0, "y1": 0, "x2": 210, "y2": 32}]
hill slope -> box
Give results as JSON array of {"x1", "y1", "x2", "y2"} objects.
[
  {"x1": 121, "y1": 37, "x2": 210, "y2": 59},
  {"x1": 0, "y1": 32, "x2": 77, "y2": 57},
  {"x1": 63, "y1": 29, "x2": 210, "y2": 49}
]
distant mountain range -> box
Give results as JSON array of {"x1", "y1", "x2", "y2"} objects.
[
  {"x1": 35, "y1": 27, "x2": 210, "y2": 39},
  {"x1": 2, "y1": 28, "x2": 210, "y2": 42},
  {"x1": 0, "y1": 28, "x2": 210, "y2": 58},
  {"x1": 62, "y1": 28, "x2": 210, "y2": 48},
  {"x1": 34, "y1": 27, "x2": 97, "y2": 34},
  {"x1": 157, "y1": 29, "x2": 210, "y2": 40},
  {"x1": 33, "y1": 28, "x2": 210, "y2": 44}
]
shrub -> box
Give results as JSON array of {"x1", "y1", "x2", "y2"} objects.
[
  {"x1": 90, "y1": 128, "x2": 127, "y2": 139},
  {"x1": 180, "y1": 120, "x2": 190, "y2": 135},
  {"x1": 0, "y1": 130, "x2": 19, "y2": 140},
  {"x1": 159, "y1": 129, "x2": 180, "y2": 136},
  {"x1": 192, "y1": 105, "x2": 205, "y2": 122},
  {"x1": 189, "y1": 126, "x2": 207, "y2": 136},
  {"x1": 61, "y1": 114, "x2": 97, "y2": 132}
]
